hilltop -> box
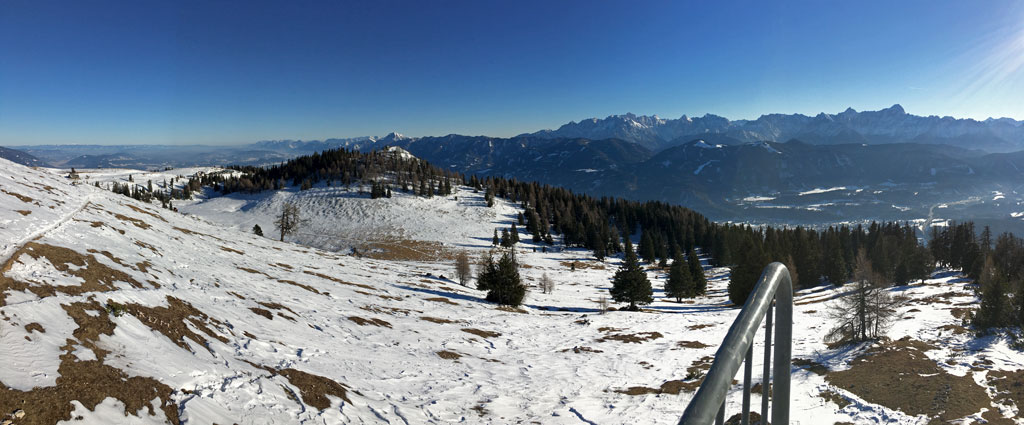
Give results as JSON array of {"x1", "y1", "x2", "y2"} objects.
[{"x1": 1, "y1": 159, "x2": 1023, "y2": 424}]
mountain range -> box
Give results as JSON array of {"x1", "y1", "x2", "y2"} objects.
[{"x1": 520, "y1": 105, "x2": 1024, "y2": 153}]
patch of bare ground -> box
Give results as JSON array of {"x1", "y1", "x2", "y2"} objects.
[
  {"x1": 278, "y1": 279, "x2": 326, "y2": 295},
  {"x1": 303, "y1": 270, "x2": 375, "y2": 290},
  {"x1": 676, "y1": 340, "x2": 711, "y2": 349},
  {"x1": 245, "y1": 362, "x2": 350, "y2": 409},
  {"x1": 987, "y1": 370, "x2": 1024, "y2": 414},
  {"x1": 124, "y1": 296, "x2": 228, "y2": 353},
  {"x1": 437, "y1": 350, "x2": 461, "y2": 360},
  {"x1": 424, "y1": 296, "x2": 458, "y2": 305},
  {"x1": 1, "y1": 188, "x2": 34, "y2": 203},
  {"x1": 172, "y1": 226, "x2": 224, "y2": 241},
  {"x1": 24, "y1": 322, "x2": 44, "y2": 333},
  {"x1": 220, "y1": 246, "x2": 244, "y2": 255},
  {"x1": 348, "y1": 316, "x2": 392, "y2": 328},
  {"x1": 0, "y1": 242, "x2": 143, "y2": 306},
  {"x1": 361, "y1": 305, "x2": 417, "y2": 316},
  {"x1": 15, "y1": 210, "x2": 31, "y2": 216},
  {"x1": 111, "y1": 212, "x2": 150, "y2": 230},
  {"x1": 598, "y1": 331, "x2": 663, "y2": 344},
  {"x1": 470, "y1": 404, "x2": 488, "y2": 416},
  {"x1": 420, "y1": 316, "x2": 457, "y2": 324},
  {"x1": 559, "y1": 346, "x2": 603, "y2": 354},
  {"x1": 560, "y1": 260, "x2": 605, "y2": 270},
  {"x1": 914, "y1": 291, "x2": 960, "y2": 305},
  {"x1": 687, "y1": 323, "x2": 715, "y2": 331},
  {"x1": 724, "y1": 411, "x2": 765, "y2": 425},
  {"x1": 938, "y1": 324, "x2": 969, "y2": 335},
  {"x1": 0, "y1": 301, "x2": 179, "y2": 424},
  {"x1": 238, "y1": 267, "x2": 270, "y2": 276},
  {"x1": 819, "y1": 390, "x2": 850, "y2": 408},
  {"x1": 792, "y1": 358, "x2": 828, "y2": 375},
  {"x1": 136, "y1": 260, "x2": 153, "y2": 274},
  {"x1": 354, "y1": 290, "x2": 401, "y2": 301},
  {"x1": 826, "y1": 337, "x2": 994, "y2": 423},
  {"x1": 133, "y1": 240, "x2": 159, "y2": 255},
  {"x1": 462, "y1": 328, "x2": 500, "y2": 338},
  {"x1": 949, "y1": 307, "x2": 972, "y2": 321},
  {"x1": 356, "y1": 239, "x2": 450, "y2": 262},
  {"x1": 497, "y1": 306, "x2": 528, "y2": 314},
  {"x1": 250, "y1": 307, "x2": 273, "y2": 319},
  {"x1": 275, "y1": 262, "x2": 293, "y2": 270},
  {"x1": 125, "y1": 204, "x2": 166, "y2": 222}
]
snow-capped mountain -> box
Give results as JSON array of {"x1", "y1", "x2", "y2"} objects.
[{"x1": 522, "y1": 105, "x2": 1024, "y2": 152}]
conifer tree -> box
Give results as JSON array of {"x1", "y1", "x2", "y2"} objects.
[
  {"x1": 492, "y1": 229, "x2": 499, "y2": 246},
  {"x1": 610, "y1": 238, "x2": 653, "y2": 311},
  {"x1": 687, "y1": 247, "x2": 707, "y2": 296},
  {"x1": 476, "y1": 250, "x2": 527, "y2": 306},
  {"x1": 729, "y1": 236, "x2": 767, "y2": 305},
  {"x1": 640, "y1": 230, "x2": 656, "y2": 264},
  {"x1": 252, "y1": 224, "x2": 263, "y2": 237},
  {"x1": 665, "y1": 255, "x2": 693, "y2": 302}
]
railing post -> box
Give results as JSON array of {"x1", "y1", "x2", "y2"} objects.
[
  {"x1": 762, "y1": 302, "x2": 772, "y2": 421},
  {"x1": 679, "y1": 262, "x2": 792, "y2": 425},
  {"x1": 742, "y1": 343, "x2": 752, "y2": 425}
]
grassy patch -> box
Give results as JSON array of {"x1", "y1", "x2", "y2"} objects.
[
  {"x1": 826, "y1": 337, "x2": 993, "y2": 423},
  {"x1": 462, "y1": 328, "x2": 501, "y2": 338},
  {"x1": 348, "y1": 316, "x2": 392, "y2": 328},
  {"x1": 0, "y1": 242, "x2": 143, "y2": 306}
]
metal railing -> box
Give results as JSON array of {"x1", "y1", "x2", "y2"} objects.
[{"x1": 679, "y1": 262, "x2": 793, "y2": 425}]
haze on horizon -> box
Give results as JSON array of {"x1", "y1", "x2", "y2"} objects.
[{"x1": 2, "y1": 0, "x2": 1023, "y2": 146}]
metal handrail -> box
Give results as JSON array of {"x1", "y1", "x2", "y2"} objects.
[{"x1": 679, "y1": 262, "x2": 793, "y2": 425}]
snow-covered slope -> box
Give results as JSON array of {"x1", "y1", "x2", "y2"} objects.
[{"x1": 2, "y1": 159, "x2": 1023, "y2": 424}]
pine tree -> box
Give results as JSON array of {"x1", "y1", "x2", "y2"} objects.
[
  {"x1": 252, "y1": 224, "x2": 264, "y2": 237},
  {"x1": 510, "y1": 222, "x2": 520, "y2": 243},
  {"x1": 492, "y1": 229, "x2": 499, "y2": 246},
  {"x1": 729, "y1": 236, "x2": 767, "y2": 306},
  {"x1": 665, "y1": 255, "x2": 693, "y2": 302},
  {"x1": 476, "y1": 250, "x2": 527, "y2": 306},
  {"x1": 610, "y1": 238, "x2": 653, "y2": 311},
  {"x1": 454, "y1": 250, "x2": 471, "y2": 286},
  {"x1": 640, "y1": 230, "x2": 656, "y2": 264},
  {"x1": 500, "y1": 229, "x2": 513, "y2": 247},
  {"x1": 687, "y1": 248, "x2": 707, "y2": 296}
]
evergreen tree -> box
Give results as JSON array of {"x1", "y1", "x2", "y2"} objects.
[
  {"x1": 687, "y1": 248, "x2": 707, "y2": 296},
  {"x1": 665, "y1": 255, "x2": 693, "y2": 302},
  {"x1": 974, "y1": 256, "x2": 1011, "y2": 331},
  {"x1": 640, "y1": 230, "x2": 656, "y2": 264},
  {"x1": 500, "y1": 229, "x2": 513, "y2": 248},
  {"x1": 252, "y1": 224, "x2": 263, "y2": 237},
  {"x1": 729, "y1": 236, "x2": 767, "y2": 305},
  {"x1": 476, "y1": 250, "x2": 527, "y2": 306},
  {"x1": 492, "y1": 229, "x2": 499, "y2": 246},
  {"x1": 610, "y1": 238, "x2": 653, "y2": 311},
  {"x1": 510, "y1": 222, "x2": 520, "y2": 243}
]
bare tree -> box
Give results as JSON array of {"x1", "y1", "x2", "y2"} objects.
[
  {"x1": 274, "y1": 202, "x2": 302, "y2": 242},
  {"x1": 539, "y1": 273, "x2": 555, "y2": 294},
  {"x1": 454, "y1": 250, "x2": 471, "y2": 286},
  {"x1": 826, "y1": 250, "x2": 903, "y2": 344}
]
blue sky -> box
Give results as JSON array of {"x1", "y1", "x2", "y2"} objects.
[{"x1": 2, "y1": 1, "x2": 1023, "y2": 145}]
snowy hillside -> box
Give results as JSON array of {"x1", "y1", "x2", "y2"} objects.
[{"x1": 2, "y1": 159, "x2": 1024, "y2": 424}]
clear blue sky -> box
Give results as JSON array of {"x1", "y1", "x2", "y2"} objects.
[{"x1": 2, "y1": 1, "x2": 1023, "y2": 145}]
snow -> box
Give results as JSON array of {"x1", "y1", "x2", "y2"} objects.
[
  {"x1": 694, "y1": 160, "x2": 718, "y2": 175},
  {"x1": 798, "y1": 186, "x2": 847, "y2": 196},
  {"x1": 693, "y1": 140, "x2": 722, "y2": 149},
  {"x1": 1, "y1": 158, "x2": 1022, "y2": 424}
]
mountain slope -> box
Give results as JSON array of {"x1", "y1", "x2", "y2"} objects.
[
  {"x1": 4, "y1": 158, "x2": 1024, "y2": 424},
  {"x1": 0, "y1": 146, "x2": 50, "y2": 168}
]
